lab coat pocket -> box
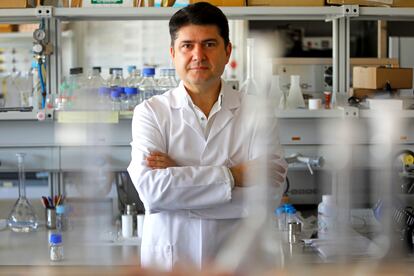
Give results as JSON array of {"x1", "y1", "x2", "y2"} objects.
[{"x1": 140, "y1": 243, "x2": 173, "y2": 271}]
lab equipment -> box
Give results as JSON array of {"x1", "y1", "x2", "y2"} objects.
[
  {"x1": 287, "y1": 75, "x2": 305, "y2": 109},
  {"x1": 140, "y1": 67, "x2": 158, "y2": 100},
  {"x1": 288, "y1": 221, "x2": 302, "y2": 244},
  {"x1": 7, "y1": 153, "x2": 38, "y2": 233},
  {"x1": 122, "y1": 213, "x2": 133, "y2": 238},
  {"x1": 285, "y1": 153, "x2": 324, "y2": 175},
  {"x1": 239, "y1": 38, "x2": 259, "y2": 95},
  {"x1": 268, "y1": 74, "x2": 284, "y2": 107},
  {"x1": 126, "y1": 204, "x2": 137, "y2": 235},
  {"x1": 157, "y1": 68, "x2": 178, "y2": 95},
  {"x1": 46, "y1": 208, "x2": 56, "y2": 230},
  {"x1": 308, "y1": 98, "x2": 322, "y2": 110},
  {"x1": 56, "y1": 205, "x2": 68, "y2": 232},
  {"x1": 49, "y1": 233, "x2": 64, "y2": 261}
]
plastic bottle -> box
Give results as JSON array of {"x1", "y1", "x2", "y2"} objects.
[
  {"x1": 318, "y1": 195, "x2": 336, "y2": 239},
  {"x1": 110, "y1": 87, "x2": 122, "y2": 111},
  {"x1": 49, "y1": 233, "x2": 64, "y2": 261},
  {"x1": 287, "y1": 75, "x2": 305, "y2": 109},
  {"x1": 56, "y1": 205, "x2": 67, "y2": 232},
  {"x1": 140, "y1": 67, "x2": 158, "y2": 101},
  {"x1": 123, "y1": 87, "x2": 138, "y2": 111},
  {"x1": 286, "y1": 206, "x2": 299, "y2": 226},
  {"x1": 157, "y1": 68, "x2": 178, "y2": 95}
]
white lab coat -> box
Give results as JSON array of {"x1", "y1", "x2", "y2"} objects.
[{"x1": 127, "y1": 80, "x2": 286, "y2": 270}]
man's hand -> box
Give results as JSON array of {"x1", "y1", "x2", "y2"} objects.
[
  {"x1": 146, "y1": 151, "x2": 177, "y2": 169},
  {"x1": 229, "y1": 156, "x2": 287, "y2": 187}
]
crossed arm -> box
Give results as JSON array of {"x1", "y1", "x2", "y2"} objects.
[{"x1": 145, "y1": 151, "x2": 287, "y2": 188}]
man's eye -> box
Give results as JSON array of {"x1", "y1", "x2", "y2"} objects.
[
  {"x1": 205, "y1": 42, "x2": 216, "y2": 47},
  {"x1": 182, "y1": 44, "x2": 192, "y2": 49}
]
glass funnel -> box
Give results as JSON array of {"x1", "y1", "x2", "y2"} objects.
[{"x1": 8, "y1": 153, "x2": 38, "y2": 232}]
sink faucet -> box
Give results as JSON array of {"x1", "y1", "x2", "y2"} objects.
[{"x1": 285, "y1": 153, "x2": 324, "y2": 175}]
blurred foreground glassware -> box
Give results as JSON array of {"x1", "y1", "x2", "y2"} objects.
[
  {"x1": 7, "y1": 153, "x2": 38, "y2": 232},
  {"x1": 240, "y1": 38, "x2": 260, "y2": 95}
]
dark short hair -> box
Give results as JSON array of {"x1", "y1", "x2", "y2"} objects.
[{"x1": 169, "y1": 2, "x2": 230, "y2": 48}]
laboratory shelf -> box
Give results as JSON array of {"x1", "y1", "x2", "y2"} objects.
[
  {"x1": 0, "y1": 8, "x2": 41, "y2": 23},
  {"x1": 53, "y1": 6, "x2": 343, "y2": 21},
  {"x1": 276, "y1": 108, "x2": 349, "y2": 118},
  {"x1": 358, "y1": 7, "x2": 414, "y2": 20},
  {"x1": 359, "y1": 109, "x2": 414, "y2": 118},
  {"x1": 0, "y1": 111, "x2": 41, "y2": 121}
]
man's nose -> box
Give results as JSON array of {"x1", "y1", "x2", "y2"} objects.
[{"x1": 192, "y1": 44, "x2": 205, "y2": 62}]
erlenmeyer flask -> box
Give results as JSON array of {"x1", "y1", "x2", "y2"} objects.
[
  {"x1": 286, "y1": 75, "x2": 305, "y2": 109},
  {"x1": 8, "y1": 153, "x2": 38, "y2": 232},
  {"x1": 239, "y1": 38, "x2": 260, "y2": 95}
]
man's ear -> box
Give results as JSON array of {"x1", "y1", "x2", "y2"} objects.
[
  {"x1": 170, "y1": 46, "x2": 175, "y2": 59},
  {"x1": 226, "y1": 42, "x2": 232, "y2": 61}
]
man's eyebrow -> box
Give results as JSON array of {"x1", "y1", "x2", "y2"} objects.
[{"x1": 178, "y1": 38, "x2": 218, "y2": 44}]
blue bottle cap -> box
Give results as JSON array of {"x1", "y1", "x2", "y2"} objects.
[
  {"x1": 127, "y1": 65, "x2": 136, "y2": 74},
  {"x1": 50, "y1": 233, "x2": 62, "y2": 244},
  {"x1": 124, "y1": 87, "x2": 138, "y2": 95},
  {"x1": 142, "y1": 67, "x2": 155, "y2": 77},
  {"x1": 98, "y1": 87, "x2": 110, "y2": 96},
  {"x1": 110, "y1": 89, "x2": 121, "y2": 99},
  {"x1": 286, "y1": 208, "x2": 296, "y2": 214},
  {"x1": 275, "y1": 207, "x2": 284, "y2": 215},
  {"x1": 56, "y1": 205, "x2": 65, "y2": 214}
]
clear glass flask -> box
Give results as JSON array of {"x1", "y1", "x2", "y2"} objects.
[
  {"x1": 239, "y1": 38, "x2": 260, "y2": 95},
  {"x1": 8, "y1": 153, "x2": 38, "y2": 232}
]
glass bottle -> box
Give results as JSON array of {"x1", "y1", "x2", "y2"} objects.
[
  {"x1": 98, "y1": 87, "x2": 111, "y2": 110},
  {"x1": 56, "y1": 205, "x2": 68, "y2": 232},
  {"x1": 157, "y1": 68, "x2": 178, "y2": 95},
  {"x1": 108, "y1": 68, "x2": 124, "y2": 88},
  {"x1": 125, "y1": 65, "x2": 137, "y2": 86},
  {"x1": 239, "y1": 38, "x2": 260, "y2": 95},
  {"x1": 123, "y1": 87, "x2": 138, "y2": 111},
  {"x1": 7, "y1": 153, "x2": 38, "y2": 232},
  {"x1": 140, "y1": 67, "x2": 158, "y2": 100},
  {"x1": 49, "y1": 233, "x2": 64, "y2": 261},
  {"x1": 110, "y1": 88, "x2": 122, "y2": 111},
  {"x1": 287, "y1": 75, "x2": 305, "y2": 109}
]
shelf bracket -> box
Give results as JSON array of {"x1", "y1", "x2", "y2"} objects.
[
  {"x1": 341, "y1": 106, "x2": 359, "y2": 118},
  {"x1": 35, "y1": 6, "x2": 53, "y2": 18},
  {"x1": 326, "y1": 5, "x2": 360, "y2": 21}
]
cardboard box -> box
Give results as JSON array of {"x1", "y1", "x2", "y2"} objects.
[
  {"x1": 353, "y1": 67, "x2": 413, "y2": 90},
  {"x1": 393, "y1": 0, "x2": 414, "y2": 7},
  {"x1": 248, "y1": 0, "x2": 324, "y2": 6},
  {"x1": 0, "y1": 24, "x2": 18, "y2": 32},
  {"x1": 190, "y1": 0, "x2": 245, "y2": 6},
  {"x1": 0, "y1": 0, "x2": 34, "y2": 8}
]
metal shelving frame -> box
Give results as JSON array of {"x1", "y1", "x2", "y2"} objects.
[{"x1": 1, "y1": 5, "x2": 414, "y2": 118}]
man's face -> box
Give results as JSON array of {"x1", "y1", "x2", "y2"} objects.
[{"x1": 170, "y1": 24, "x2": 232, "y2": 89}]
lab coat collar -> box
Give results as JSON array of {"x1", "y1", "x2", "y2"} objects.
[{"x1": 170, "y1": 79, "x2": 241, "y2": 111}]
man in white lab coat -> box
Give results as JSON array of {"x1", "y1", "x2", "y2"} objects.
[{"x1": 127, "y1": 2, "x2": 288, "y2": 271}]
